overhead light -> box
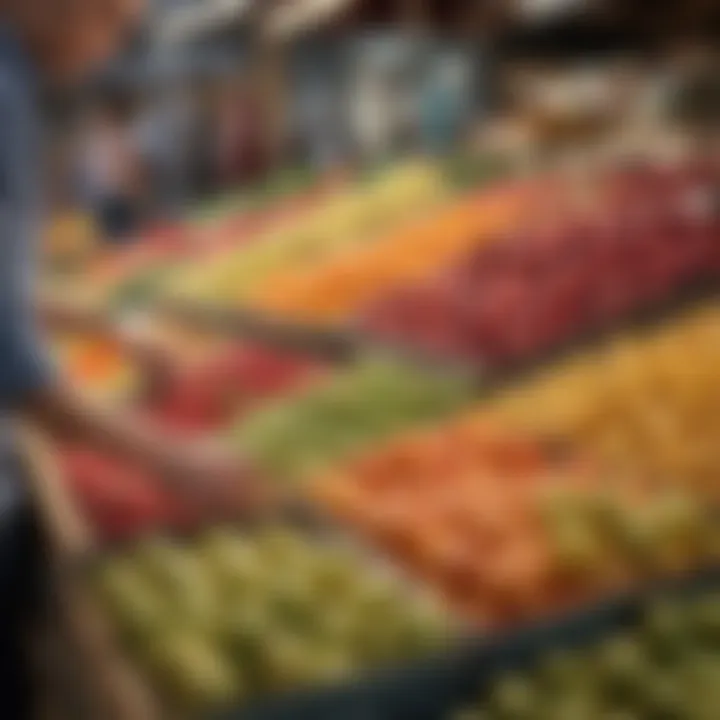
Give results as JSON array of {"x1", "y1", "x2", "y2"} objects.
[
  {"x1": 156, "y1": 0, "x2": 251, "y2": 45},
  {"x1": 266, "y1": 0, "x2": 355, "y2": 40}
]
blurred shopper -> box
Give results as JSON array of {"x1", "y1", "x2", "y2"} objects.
[
  {"x1": 0, "y1": 3, "x2": 264, "y2": 716},
  {"x1": 187, "y1": 79, "x2": 223, "y2": 198},
  {"x1": 134, "y1": 84, "x2": 196, "y2": 220},
  {"x1": 78, "y1": 97, "x2": 143, "y2": 243},
  {"x1": 419, "y1": 52, "x2": 472, "y2": 155},
  {"x1": 214, "y1": 78, "x2": 269, "y2": 189},
  {"x1": 297, "y1": 81, "x2": 347, "y2": 171}
]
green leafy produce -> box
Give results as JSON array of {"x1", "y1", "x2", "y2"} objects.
[{"x1": 233, "y1": 358, "x2": 471, "y2": 482}]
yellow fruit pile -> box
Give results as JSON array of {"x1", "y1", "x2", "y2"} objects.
[
  {"x1": 475, "y1": 303, "x2": 720, "y2": 495},
  {"x1": 164, "y1": 161, "x2": 447, "y2": 305},
  {"x1": 248, "y1": 184, "x2": 524, "y2": 322}
]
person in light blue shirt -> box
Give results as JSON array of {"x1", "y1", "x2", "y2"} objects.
[
  {"x1": 419, "y1": 52, "x2": 473, "y2": 155},
  {"x1": 0, "y1": 4, "x2": 262, "y2": 715}
]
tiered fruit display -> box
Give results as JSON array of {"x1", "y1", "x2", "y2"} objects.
[
  {"x1": 60, "y1": 344, "x2": 321, "y2": 539},
  {"x1": 315, "y1": 417, "x2": 719, "y2": 627},
  {"x1": 164, "y1": 161, "x2": 447, "y2": 304},
  {"x1": 232, "y1": 358, "x2": 471, "y2": 483},
  {"x1": 147, "y1": 344, "x2": 323, "y2": 434},
  {"x1": 479, "y1": 302, "x2": 720, "y2": 496},
  {"x1": 359, "y1": 160, "x2": 719, "y2": 366},
  {"x1": 95, "y1": 528, "x2": 450, "y2": 713},
  {"x1": 248, "y1": 183, "x2": 527, "y2": 322},
  {"x1": 46, "y1": 170, "x2": 331, "y2": 312},
  {"x1": 454, "y1": 592, "x2": 720, "y2": 720}
]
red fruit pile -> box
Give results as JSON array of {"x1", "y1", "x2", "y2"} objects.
[
  {"x1": 59, "y1": 447, "x2": 199, "y2": 541},
  {"x1": 360, "y1": 160, "x2": 720, "y2": 366},
  {"x1": 147, "y1": 345, "x2": 322, "y2": 434}
]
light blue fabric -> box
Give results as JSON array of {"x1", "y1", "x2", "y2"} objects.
[{"x1": 0, "y1": 28, "x2": 53, "y2": 412}]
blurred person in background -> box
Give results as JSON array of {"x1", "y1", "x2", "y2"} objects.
[
  {"x1": 214, "y1": 76, "x2": 269, "y2": 190},
  {"x1": 134, "y1": 83, "x2": 196, "y2": 221},
  {"x1": 77, "y1": 95, "x2": 144, "y2": 243},
  {"x1": 296, "y1": 80, "x2": 348, "y2": 172},
  {"x1": 0, "y1": 2, "x2": 264, "y2": 715},
  {"x1": 418, "y1": 52, "x2": 472, "y2": 155},
  {"x1": 187, "y1": 78, "x2": 224, "y2": 199}
]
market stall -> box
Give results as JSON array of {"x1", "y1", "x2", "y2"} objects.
[{"x1": 29, "y1": 2, "x2": 720, "y2": 716}]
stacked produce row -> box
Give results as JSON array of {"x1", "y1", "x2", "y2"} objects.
[
  {"x1": 51, "y1": 154, "x2": 520, "y2": 543},
  {"x1": 454, "y1": 588, "x2": 720, "y2": 720},
  {"x1": 43, "y1": 153, "x2": 720, "y2": 718}
]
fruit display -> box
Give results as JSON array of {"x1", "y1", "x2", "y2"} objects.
[
  {"x1": 232, "y1": 358, "x2": 471, "y2": 483},
  {"x1": 94, "y1": 527, "x2": 450, "y2": 713},
  {"x1": 358, "y1": 160, "x2": 719, "y2": 366},
  {"x1": 163, "y1": 161, "x2": 447, "y2": 304},
  {"x1": 53, "y1": 335, "x2": 139, "y2": 405},
  {"x1": 44, "y1": 225, "x2": 190, "y2": 311},
  {"x1": 315, "y1": 417, "x2": 719, "y2": 627},
  {"x1": 60, "y1": 343, "x2": 322, "y2": 539},
  {"x1": 44, "y1": 171, "x2": 333, "y2": 313},
  {"x1": 59, "y1": 446, "x2": 198, "y2": 540},
  {"x1": 147, "y1": 344, "x2": 323, "y2": 434},
  {"x1": 477, "y1": 302, "x2": 720, "y2": 496},
  {"x1": 453, "y1": 591, "x2": 720, "y2": 720},
  {"x1": 246, "y1": 183, "x2": 527, "y2": 322}
]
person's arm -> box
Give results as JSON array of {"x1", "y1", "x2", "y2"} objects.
[
  {"x1": 0, "y1": 157, "x2": 260, "y2": 518},
  {"x1": 23, "y1": 383, "x2": 271, "y2": 521}
]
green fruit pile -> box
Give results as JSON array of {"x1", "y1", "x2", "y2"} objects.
[
  {"x1": 454, "y1": 592, "x2": 720, "y2": 719},
  {"x1": 95, "y1": 527, "x2": 450, "y2": 714},
  {"x1": 538, "y1": 485, "x2": 720, "y2": 583},
  {"x1": 233, "y1": 358, "x2": 471, "y2": 482}
]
